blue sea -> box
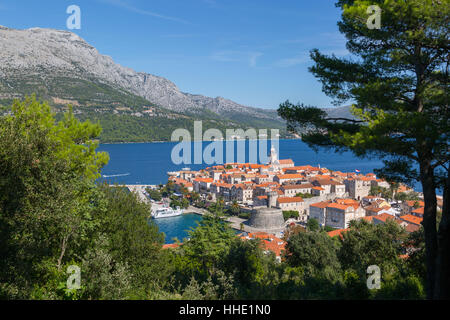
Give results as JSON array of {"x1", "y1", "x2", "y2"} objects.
[
  {"x1": 97, "y1": 139, "x2": 388, "y2": 185},
  {"x1": 150, "y1": 213, "x2": 203, "y2": 244},
  {"x1": 97, "y1": 139, "x2": 420, "y2": 243}
]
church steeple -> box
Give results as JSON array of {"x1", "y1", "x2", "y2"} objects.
[{"x1": 269, "y1": 145, "x2": 279, "y2": 165}]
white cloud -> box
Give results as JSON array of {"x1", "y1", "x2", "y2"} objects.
[
  {"x1": 160, "y1": 34, "x2": 201, "y2": 38},
  {"x1": 98, "y1": 0, "x2": 190, "y2": 24},
  {"x1": 249, "y1": 52, "x2": 263, "y2": 67},
  {"x1": 274, "y1": 52, "x2": 310, "y2": 68},
  {"x1": 275, "y1": 32, "x2": 351, "y2": 67},
  {"x1": 211, "y1": 50, "x2": 263, "y2": 67}
]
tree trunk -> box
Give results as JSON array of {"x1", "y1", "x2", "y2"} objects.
[
  {"x1": 434, "y1": 171, "x2": 450, "y2": 299},
  {"x1": 419, "y1": 157, "x2": 438, "y2": 299},
  {"x1": 57, "y1": 235, "x2": 69, "y2": 271}
]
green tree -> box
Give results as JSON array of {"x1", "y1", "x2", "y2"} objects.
[
  {"x1": 306, "y1": 218, "x2": 320, "y2": 232},
  {"x1": 93, "y1": 184, "x2": 166, "y2": 298},
  {"x1": 0, "y1": 96, "x2": 108, "y2": 298},
  {"x1": 295, "y1": 192, "x2": 314, "y2": 199},
  {"x1": 207, "y1": 198, "x2": 226, "y2": 219},
  {"x1": 230, "y1": 200, "x2": 241, "y2": 216},
  {"x1": 221, "y1": 238, "x2": 268, "y2": 298},
  {"x1": 395, "y1": 192, "x2": 421, "y2": 202},
  {"x1": 338, "y1": 220, "x2": 405, "y2": 281},
  {"x1": 146, "y1": 188, "x2": 162, "y2": 201},
  {"x1": 81, "y1": 235, "x2": 132, "y2": 300},
  {"x1": 182, "y1": 216, "x2": 236, "y2": 277},
  {"x1": 285, "y1": 231, "x2": 342, "y2": 282},
  {"x1": 283, "y1": 210, "x2": 300, "y2": 221},
  {"x1": 369, "y1": 185, "x2": 383, "y2": 197},
  {"x1": 278, "y1": 0, "x2": 449, "y2": 298},
  {"x1": 190, "y1": 192, "x2": 201, "y2": 206}
]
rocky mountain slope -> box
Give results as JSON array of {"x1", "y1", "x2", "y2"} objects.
[
  {"x1": 0, "y1": 25, "x2": 278, "y2": 121},
  {"x1": 0, "y1": 25, "x2": 354, "y2": 142}
]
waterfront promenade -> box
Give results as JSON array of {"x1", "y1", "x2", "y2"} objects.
[{"x1": 125, "y1": 185, "x2": 155, "y2": 200}]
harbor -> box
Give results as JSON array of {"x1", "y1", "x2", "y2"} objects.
[{"x1": 123, "y1": 184, "x2": 287, "y2": 239}]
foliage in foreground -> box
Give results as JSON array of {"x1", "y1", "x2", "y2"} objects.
[{"x1": 0, "y1": 97, "x2": 426, "y2": 299}]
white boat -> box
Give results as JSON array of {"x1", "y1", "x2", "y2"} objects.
[{"x1": 151, "y1": 206, "x2": 183, "y2": 219}]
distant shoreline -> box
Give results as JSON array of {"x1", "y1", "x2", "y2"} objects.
[{"x1": 99, "y1": 137, "x2": 301, "y2": 145}]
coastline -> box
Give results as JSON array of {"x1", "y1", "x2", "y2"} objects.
[{"x1": 99, "y1": 137, "x2": 301, "y2": 145}]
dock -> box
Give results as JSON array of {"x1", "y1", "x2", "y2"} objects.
[{"x1": 123, "y1": 185, "x2": 157, "y2": 204}]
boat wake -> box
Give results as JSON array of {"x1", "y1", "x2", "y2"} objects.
[{"x1": 102, "y1": 173, "x2": 131, "y2": 178}]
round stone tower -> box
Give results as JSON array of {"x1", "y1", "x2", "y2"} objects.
[
  {"x1": 248, "y1": 191, "x2": 285, "y2": 231},
  {"x1": 268, "y1": 190, "x2": 278, "y2": 208},
  {"x1": 248, "y1": 207, "x2": 285, "y2": 231}
]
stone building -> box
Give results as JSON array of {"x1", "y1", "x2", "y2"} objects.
[
  {"x1": 276, "y1": 196, "x2": 305, "y2": 214},
  {"x1": 309, "y1": 201, "x2": 331, "y2": 226},
  {"x1": 247, "y1": 191, "x2": 285, "y2": 232},
  {"x1": 344, "y1": 177, "x2": 372, "y2": 200},
  {"x1": 325, "y1": 202, "x2": 365, "y2": 229}
]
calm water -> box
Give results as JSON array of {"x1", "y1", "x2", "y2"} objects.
[
  {"x1": 150, "y1": 213, "x2": 203, "y2": 244},
  {"x1": 97, "y1": 139, "x2": 387, "y2": 185},
  {"x1": 97, "y1": 139, "x2": 420, "y2": 243}
]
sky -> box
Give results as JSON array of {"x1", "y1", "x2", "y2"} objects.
[{"x1": 0, "y1": 0, "x2": 350, "y2": 109}]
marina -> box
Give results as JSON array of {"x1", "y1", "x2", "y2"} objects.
[{"x1": 123, "y1": 183, "x2": 288, "y2": 240}]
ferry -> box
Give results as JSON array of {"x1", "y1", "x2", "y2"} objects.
[{"x1": 151, "y1": 206, "x2": 183, "y2": 219}]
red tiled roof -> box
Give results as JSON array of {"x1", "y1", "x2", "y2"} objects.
[
  {"x1": 162, "y1": 243, "x2": 181, "y2": 249},
  {"x1": 240, "y1": 232, "x2": 286, "y2": 257},
  {"x1": 405, "y1": 200, "x2": 425, "y2": 208},
  {"x1": 327, "y1": 203, "x2": 353, "y2": 211},
  {"x1": 328, "y1": 228, "x2": 349, "y2": 238},
  {"x1": 400, "y1": 214, "x2": 423, "y2": 226},
  {"x1": 365, "y1": 205, "x2": 384, "y2": 213},
  {"x1": 282, "y1": 184, "x2": 311, "y2": 190},
  {"x1": 373, "y1": 213, "x2": 396, "y2": 223},
  {"x1": 277, "y1": 174, "x2": 303, "y2": 179},
  {"x1": 277, "y1": 196, "x2": 304, "y2": 203},
  {"x1": 404, "y1": 223, "x2": 421, "y2": 233},
  {"x1": 411, "y1": 207, "x2": 424, "y2": 215},
  {"x1": 194, "y1": 178, "x2": 214, "y2": 183},
  {"x1": 336, "y1": 198, "x2": 360, "y2": 205},
  {"x1": 310, "y1": 201, "x2": 331, "y2": 209},
  {"x1": 213, "y1": 182, "x2": 233, "y2": 188}
]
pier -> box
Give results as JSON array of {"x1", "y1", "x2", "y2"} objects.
[{"x1": 123, "y1": 185, "x2": 157, "y2": 204}]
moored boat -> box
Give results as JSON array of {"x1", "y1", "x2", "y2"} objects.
[{"x1": 151, "y1": 206, "x2": 183, "y2": 219}]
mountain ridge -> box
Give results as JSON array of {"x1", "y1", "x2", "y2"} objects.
[
  {"x1": 0, "y1": 26, "x2": 279, "y2": 121},
  {"x1": 0, "y1": 25, "x2": 352, "y2": 142}
]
